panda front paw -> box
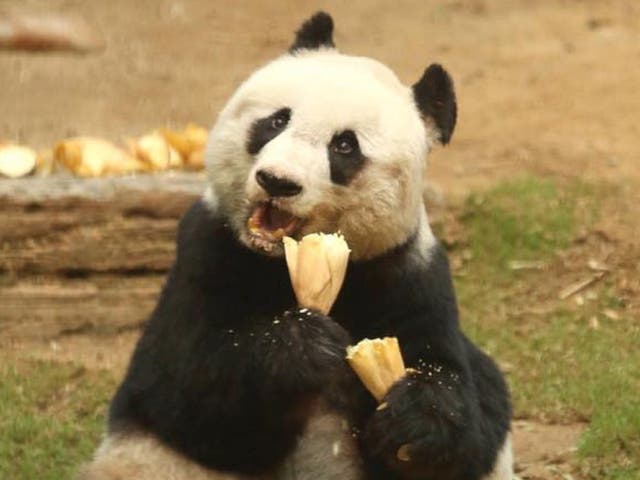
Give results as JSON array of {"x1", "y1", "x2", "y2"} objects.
[
  {"x1": 362, "y1": 369, "x2": 470, "y2": 478},
  {"x1": 265, "y1": 308, "x2": 351, "y2": 392}
]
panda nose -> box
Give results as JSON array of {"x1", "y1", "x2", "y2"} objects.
[{"x1": 255, "y1": 170, "x2": 303, "y2": 197}]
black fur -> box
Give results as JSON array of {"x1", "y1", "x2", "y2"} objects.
[
  {"x1": 332, "y1": 235, "x2": 511, "y2": 479},
  {"x1": 289, "y1": 11, "x2": 335, "y2": 52},
  {"x1": 412, "y1": 64, "x2": 457, "y2": 145},
  {"x1": 109, "y1": 200, "x2": 511, "y2": 479},
  {"x1": 328, "y1": 130, "x2": 366, "y2": 185},
  {"x1": 109, "y1": 202, "x2": 355, "y2": 474},
  {"x1": 247, "y1": 108, "x2": 291, "y2": 155}
]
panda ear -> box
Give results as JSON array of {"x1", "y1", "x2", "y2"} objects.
[
  {"x1": 289, "y1": 12, "x2": 335, "y2": 53},
  {"x1": 412, "y1": 64, "x2": 457, "y2": 145}
]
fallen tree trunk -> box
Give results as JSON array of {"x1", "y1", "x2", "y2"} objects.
[
  {"x1": 0, "y1": 277, "x2": 161, "y2": 339},
  {"x1": 0, "y1": 173, "x2": 203, "y2": 340},
  {"x1": 0, "y1": 173, "x2": 203, "y2": 274}
]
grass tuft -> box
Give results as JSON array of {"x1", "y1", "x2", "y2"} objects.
[
  {"x1": 460, "y1": 177, "x2": 597, "y2": 269},
  {"x1": 0, "y1": 358, "x2": 115, "y2": 480}
]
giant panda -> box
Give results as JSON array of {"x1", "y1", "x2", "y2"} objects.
[{"x1": 80, "y1": 12, "x2": 512, "y2": 480}]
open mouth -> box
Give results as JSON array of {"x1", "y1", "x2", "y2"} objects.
[{"x1": 246, "y1": 201, "x2": 302, "y2": 252}]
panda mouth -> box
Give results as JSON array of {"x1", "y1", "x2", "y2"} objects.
[{"x1": 246, "y1": 201, "x2": 301, "y2": 249}]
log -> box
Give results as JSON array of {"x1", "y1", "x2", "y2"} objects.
[
  {"x1": 0, "y1": 173, "x2": 204, "y2": 274},
  {"x1": 0, "y1": 170, "x2": 207, "y2": 200},
  {"x1": 0, "y1": 172, "x2": 204, "y2": 340},
  {"x1": 0, "y1": 276, "x2": 163, "y2": 340}
]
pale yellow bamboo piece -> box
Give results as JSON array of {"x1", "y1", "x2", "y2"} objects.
[
  {"x1": 346, "y1": 337, "x2": 406, "y2": 402},
  {"x1": 54, "y1": 137, "x2": 148, "y2": 177},
  {"x1": 283, "y1": 233, "x2": 350, "y2": 315}
]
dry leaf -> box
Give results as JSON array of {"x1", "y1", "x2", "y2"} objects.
[
  {"x1": 587, "y1": 259, "x2": 609, "y2": 272},
  {"x1": 558, "y1": 272, "x2": 606, "y2": 300},
  {"x1": 602, "y1": 309, "x2": 620, "y2": 321}
]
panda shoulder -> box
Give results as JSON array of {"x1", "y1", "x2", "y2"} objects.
[
  {"x1": 176, "y1": 199, "x2": 219, "y2": 246},
  {"x1": 173, "y1": 198, "x2": 233, "y2": 272}
]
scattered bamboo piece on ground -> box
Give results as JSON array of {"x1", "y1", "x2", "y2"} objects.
[{"x1": 508, "y1": 260, "x2": 547, "y2": 271}]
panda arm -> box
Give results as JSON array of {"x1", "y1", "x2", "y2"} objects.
[
  {"x1": 108, "y1": 201, "x2": 353, "y2": 474},
  {"x1": 111, "y1": 307, "x2": 351, "y2": 474},
  {"x1": 359, "y1": 247, "x2": 510, "y2": 479},
  {"x1": 361, "y1": 325, "x2": 481, "y2": 479}
]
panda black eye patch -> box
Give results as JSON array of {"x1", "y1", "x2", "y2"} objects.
[
  {"x1": 328, "y1": 130, "x2": 365, "y2": 185},
  {"x1": 247, "y1": 108, "x2": 291, "y2": 155}
]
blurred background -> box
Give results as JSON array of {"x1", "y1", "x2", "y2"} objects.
[{"x1": 0, "y1": 1, "x2": 638, "y2": 479}]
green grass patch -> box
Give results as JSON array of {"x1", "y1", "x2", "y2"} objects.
[
  {"x1": 460, "y1": 177, "x2": 597, "y2": 269},
  {"x1": 0, "y1": 358, "x2": 115, "y2": 480},
  {"x1": 453, "y1": 176, "x2": 640, "y2": 477}
]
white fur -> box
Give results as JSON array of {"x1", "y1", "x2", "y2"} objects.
[
  {"x1": 202, "y1": 186, "x2": 219, "y2": 212},
  {"x1": 77, "y1": 432, "x2": 259, "y2": 480},
  {"x1": 276, "y1": 402, "x2": 364, "y2": 480},
  {"x1": 79, "y1": 412, "x2": 362, "y2": 480},
  {"x1": 410, "y1": 205, "x2": 438, "y2": 265},
  {"x1": 481, "y1": 435, "x2": 514, "y2": 480},
  {"x1": 80, "y1": 429, "x2": 511, "y2": 480},
  {"x1": 205, "y1": 49, "x2": 436, "y2": 260}
]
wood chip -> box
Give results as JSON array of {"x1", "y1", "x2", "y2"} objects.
[
  {"x1": 587, "y1": 259, "x2": 610, "y2": 272},
  {"x1": 508, "y1": 260, "x2": 546, "y2": 271},
  {"x1": 602, "y1": 309, "x2": 620, "y2": 321},
  {"x1": 0, "y1": 12, "x2": 104, "y2": 52},
  {"x1": 558, "y1": 272, "x2": 606, "y2": 300}
]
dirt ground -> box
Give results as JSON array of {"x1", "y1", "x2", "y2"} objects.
[{"x1": 1, "y1": 0, "x2": 639, "y2": 478}]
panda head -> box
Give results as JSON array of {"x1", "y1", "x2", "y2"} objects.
[{"x1": 205, "y1": 12, "x2": 456, "y2": 261}]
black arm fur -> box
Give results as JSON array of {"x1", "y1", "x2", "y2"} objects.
[
  {"x1": 331, "y1": 240, "x2": 511, "y2": 480},
  {"x1": 109, "y1": 201, "x2": 354, "y2": 474}
]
